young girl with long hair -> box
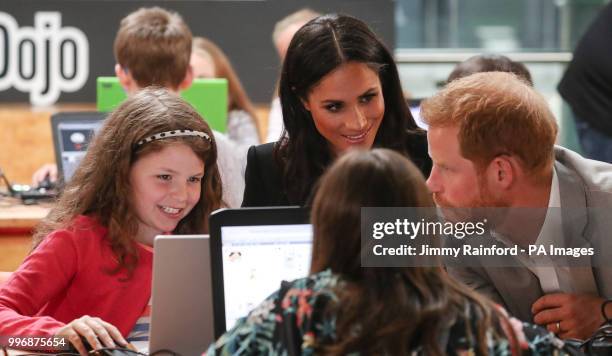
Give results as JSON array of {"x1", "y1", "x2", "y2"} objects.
[{"x1": 0, "y1": 88, "x2": 222, "y2": 354}]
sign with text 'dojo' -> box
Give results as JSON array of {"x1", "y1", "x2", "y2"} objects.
[{"x1": 0, "y1": 11, "x2": 89, "y2": 106}]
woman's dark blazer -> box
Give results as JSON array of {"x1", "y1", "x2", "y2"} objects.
[{"x1": 242, "y1": 130, "x2": 432, "y2": 207}]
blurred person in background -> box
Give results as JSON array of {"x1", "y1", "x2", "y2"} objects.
[
  {"x1": 558, "y1": 2, "x2": 612, "y2": 163},
  {"x1": 265, "y1": 8, "x2": 320, "y2": 143},
  {"x1": 191, "y1": 36, "x2": 261, "y2": 147}
]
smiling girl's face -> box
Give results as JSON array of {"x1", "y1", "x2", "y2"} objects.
[
  {"x1": 129, "y1": 142, "x2": 205, "y2": 245},
  {"x1": 301, "y1": 61, "x2": 385, "y2": 157}
]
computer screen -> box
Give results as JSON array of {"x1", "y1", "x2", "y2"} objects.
[
  {"x1": 51, "y1": 112, "x2": 106, "y2": 184},
  {"x1": 220, "y1": 223, "x2": 312, "y2": 329},
  {"x1": 209, "y1": 207, "x2": 311, "y2": 336}
]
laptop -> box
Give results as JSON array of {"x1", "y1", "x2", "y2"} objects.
[
  {"x1": 209, "y1": 207, "x2": 312, "y2": 337},
  {"x1": 149, "y1": 235, "x2": 214, "y2": 355},
  {"x1": 96, "y1": 77, "x2": 229, "y2": 132},
  {"x1": 50, "y1": 112, "x2": 106, "y2": 184}
]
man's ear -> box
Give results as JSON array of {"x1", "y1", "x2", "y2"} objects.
[
  {"x1": 178, "y1": 65, "x2": 194, "y2": 91},
  {"x1": 115, "y1": 64, "x2": 136, "y2": 94},
  {"x1": 486, "y1": 155, "x2": 517, "y2": 190}
]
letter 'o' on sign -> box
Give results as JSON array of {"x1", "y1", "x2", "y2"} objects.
[{"x1": 0, "y1": 11, "x2": 89, "y2": 106}]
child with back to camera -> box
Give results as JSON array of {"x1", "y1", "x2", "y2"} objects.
[
  {"x1": 213, "y1": 148, "x2": 572, "y2": 355},
  {"x1": 0, "y1": 88, "x2": 223, "y2": 355}
]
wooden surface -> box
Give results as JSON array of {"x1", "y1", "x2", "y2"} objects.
[
  {"x1": 0, "y1": 103, "x2": 269, "y2": 184},
  {"x1": 0, "y1": 103, "x2": 89, "y2": 271},
  {"x1": 0, "y1": 103, "x2": 96, "y2": 184},
  {"x1": 0, "y1": 197, "x2": 50, "y2": 271},
  {"x1": 0, "y1": 198, "x2": 51, "y2": 230}
]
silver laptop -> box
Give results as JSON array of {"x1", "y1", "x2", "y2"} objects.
[{"x1": 149, "y1": 235, "x2": 214, "y2": 355}]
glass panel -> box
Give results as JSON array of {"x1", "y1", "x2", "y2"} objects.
[
  {"x1": 395, "y1": 0, "x2": 607, "y2": 51},
  {"x1": 394, "y1": 0, "x2": 609, "y2": 152}
]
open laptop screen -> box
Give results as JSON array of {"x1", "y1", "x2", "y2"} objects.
[
  {"x1": 51, "y1": 112, "x2": 106, "y2": 184},
  {"x1": 221, "y1": 224, "x2": 311, "y2": 328},
  {"x1": 209, "y1": 207, "x2": 312, "y2": 336}
]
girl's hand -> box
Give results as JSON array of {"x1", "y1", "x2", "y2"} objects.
[{"x1": 55, "y1": 315, "x2": 128, "y2": 355}]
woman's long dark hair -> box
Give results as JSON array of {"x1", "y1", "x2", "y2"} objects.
[
  {"x1": 309, "y1": 149, "x2": 514, "y2": 355},
  {"x1": 275, "y1": 14, "x2": 421, "y2": 204}
]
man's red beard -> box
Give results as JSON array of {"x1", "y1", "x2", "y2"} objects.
[{"x1": 432, "y1": 181, "x2": 508, "y2": 208}]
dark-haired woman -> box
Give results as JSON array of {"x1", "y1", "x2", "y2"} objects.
[
  {"x1": 211, "y1": 149, "x2": 569, "y2": 355},
  {"x1": 242, "y1": 14, "x2": 431, "y2": 207}
]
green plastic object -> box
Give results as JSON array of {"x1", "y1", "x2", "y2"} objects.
[{"x1": 96, "y1": 77, "x2": 229, "y2": 132}]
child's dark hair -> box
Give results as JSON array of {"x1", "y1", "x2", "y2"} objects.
[{"x1": 447, "y1": 54, "x2": 533, "y2": 86}]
